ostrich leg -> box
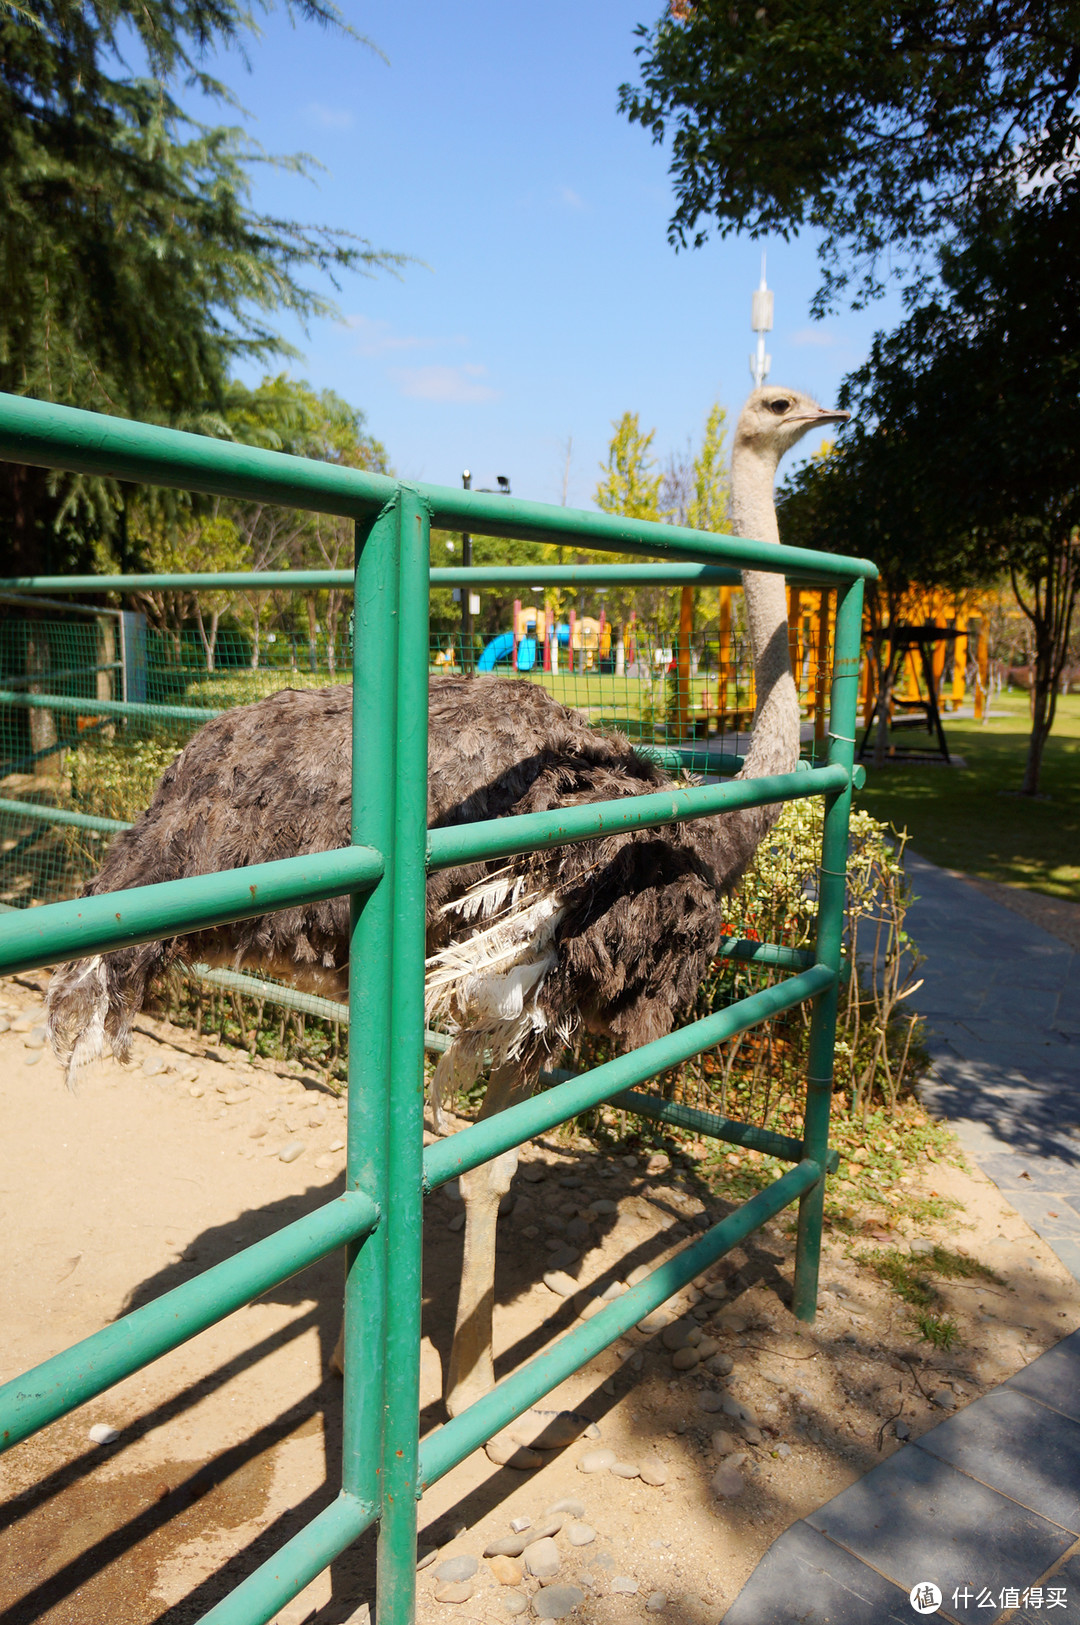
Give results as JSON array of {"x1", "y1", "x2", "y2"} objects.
[{"x1": 445, "y1": 1062, "x2": 531, "y2": 1423}]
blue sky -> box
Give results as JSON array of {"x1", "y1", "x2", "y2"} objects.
[{"x1": 208, "y1": 1, "x2": 904, "y2": 506}]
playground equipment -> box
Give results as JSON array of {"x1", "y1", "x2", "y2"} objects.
[{"x1": 0, "y1": 392, "x2": 873, "y2": 1625}]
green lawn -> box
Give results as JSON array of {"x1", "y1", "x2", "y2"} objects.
[{"x1": 858, "y1": 693, "x2": 1080, "y2": 902}]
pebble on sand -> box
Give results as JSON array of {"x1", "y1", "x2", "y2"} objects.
[
  {"x1": 710, "y1": 1464, "x2": 745, "y2": 1498},
  {"x1": 646, "y1": 1591, "x2": 668, "y2": 1612},
  {"x1": 510, "y1": 1516, "x2": 532, "y2": 1533},
  {"x1": 502, "y1": 1592, "x2": 529, "y2": 1616},
  {"x1": 416, "y1": 1548, "x2": 438, "y2": 1570},
  {"x1": 532, "y1": 1586, "x2": 585, "y2": 1620},
  {"x1": 523, "y1": 1536, "x2": 560, "y2": 1579},
  {"x1": 639, "y1": 1458, "x2": 668, "y2": 1487},
  {"x1": 610, "y1": 1461, "x2": 640, "y2": 1480},
  {"x1": 88, "y1": 1422, "x2": 120, "y2": 1445},
  {"x1": 542, "y1": 1270, "x2": 578, "y2": 1297},
  {"x1": 434, "y1": 1580, "x2": 474, "y2": 1604},
  {"x1": 484, "y1": 1519, "x2": 562, "y2": 1559},
  {"x1": 277, "y1": 1140, "x2": 306, "y2": 1164},
  {"x1": 611, "y1": 1577, "x2": 639, "y2": 1595},
  {"x1": 566, "y1": 1522, "x2": 596, "y2": 1546},
  {"x1": 696, "y1": 1391, "x2": 726, "y2": 1413},
  {"x1": 578, "y1": 1447, "x2": 616, "y2": 1473},
  {"x1": 488, "y1": 1556, "x2": 524, "y2": 1586},
  {"x1": 660, "y1": 1319, "x2": 695, "y2": 1351},
  {"x1": 671, "y1": 1347, "x2": 700, "y2": 1371},
  {"x1": 434, "y1": 1556, "x2": 478, "y2": 1584}
]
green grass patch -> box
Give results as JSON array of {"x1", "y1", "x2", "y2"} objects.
[
  {"x1": 859, "y1": 692, "x2": 1080, "y2": 901},
  {"x1": 862, "y1": 1244, "x2": 1002, "y2": 1348},
  {"x1": 915, "y1": 1312, "x2": 961, "y2": 1350}
]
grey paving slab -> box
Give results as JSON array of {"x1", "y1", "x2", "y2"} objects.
[
  {"x1": 1006, "y1": 1329, "x2": 1080, "y2": 1424},
  {"x1": 914, "y1": 1388, "x2": 1080, "y2": 1534},
  {"x1": 905, "y1": 853, "x2": 1080, "y2": 1277},
  {"x1": 803, "y1": 1444, "x2": 1074, "y2": 1617},
  {"x1": 719, "y1": 1519, "x2": 914, "y2": 1625},
  {"x1": 723, "y1": 865, "x2": 1080, "y2": 1625}
]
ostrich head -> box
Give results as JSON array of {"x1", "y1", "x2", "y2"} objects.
[{"x1": 733, "y1": 386, "x2": 851, "y2": 476}]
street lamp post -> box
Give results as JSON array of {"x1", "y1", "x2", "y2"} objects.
[{"x1": 458, "y1": 471, "x2": 511, "y2": 675}]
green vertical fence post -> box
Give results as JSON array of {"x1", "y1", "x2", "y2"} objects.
[
  {"x1": 342, "y1": 499, "x2": 400, "y2": 1511},
  {"x1": 792, "y1": 574, "x2": 865, "y2": 1321},
  {"x1": 377, "y1": 492, "x2": 432, "y2": 1623}
]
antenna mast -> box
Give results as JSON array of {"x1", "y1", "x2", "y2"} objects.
[{"x1": 750, "y1": 253, "x2": 774, "y2": 388}]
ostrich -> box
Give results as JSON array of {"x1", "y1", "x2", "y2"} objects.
[{"x1": 46, "y1": 386, "x2": 847, "y2": 1428}]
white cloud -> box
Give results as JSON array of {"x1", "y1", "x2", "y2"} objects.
[
  {"x1": 346, "y1": 316, "x2": 468, "y2": 357},
  {"x1": 557, "y1": 185, "x2": 587, "y2": 211},
  {"x1": 306, "y1": 102, "x2": 355, "y2": 129},
  {"x1": 390, "y1": 364, "x2": 500, "y2": 404},
  {"x1": 789, "y1": 327, "x2": 838, "y2": 348}
]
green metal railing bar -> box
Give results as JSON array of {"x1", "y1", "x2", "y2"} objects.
[
  {"x1": 418, "y1": 1157, "x2": 821, "y2": 1489},
  {"x1": 427, "y1": 764, "x2": 848, "y2": 873},
  {"x1": 376, "y1": 491, "x2": 433, "y2": 1623},
  {"x1": 0, "y1": 393, "x2": 877, "y2": 582},
  {"x1": 0, "y1": 796, "x2": 130, "y2": 835},
  {"x1": 198, "y1": 1493, "x2": 378, "y2": 1625},
  {"x1": 0, "y1": 844, "x2": 384, "y2": 976},
  {"x1": 0, "y1": 688, "x2": 224, "y2": 724},
  {"x1": 0, "y1": 388, "x2": 875, "y2": 1625},
  {"x1": 612, "y1": 1089, "x2": 841, "y2": 1172},
  {"x1": 430, "y1": 563, "x2": 742, "y2": 587},
  {"x1": 421, "y1": 965, "x2": 834, "y2": 1193},
  {"x1": 791, "y1": 575, "x2": 864, "y2": 1320},
  {"x1": 2, "y1": 661, "x2": 121, "y2": 689},
  {"x1": 0, "y1": 588, "x2": 123, "y2": 616},
  {"x1": 0, "y1": 1191, "x2": 378, "y2": 1452},
  {"x1": 0, "y1": 570, "x2": 353, "y2": 593}
]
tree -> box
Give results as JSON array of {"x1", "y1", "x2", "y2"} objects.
[
  {"x1": 619, "y1": 1, "x2": 1080, "y2": 308},
  {"x1": 593, "y1": 402, "x2": 733, "y2": 629},
  {"x1": 595, "y1": 412, "x2": 664, "y2": 522},
  {"x1": 126, "y1": 508, "x2": 247, "y2": 669},
  {"x1": 661, "y1": 401, "x2": 731, "y2": 533},
  {"x1": 1, "y1": 0, "x2": 400, "y2": 572},
  {"x1": 781, "y1": 183, "x2": 1080, "y2": 792}
]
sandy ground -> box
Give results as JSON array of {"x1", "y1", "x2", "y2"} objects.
[{"x1": 2, "y1": 971, "x2": 1080, "y2": 1625}]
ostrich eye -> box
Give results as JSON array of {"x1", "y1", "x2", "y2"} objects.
[{"x1": 769, "y1": 398, "x2": 791, "y2": 414}]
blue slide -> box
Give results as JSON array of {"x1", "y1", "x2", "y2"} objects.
[{"x1": 478, "y1": 632, "x2": 538, "y2": 672}]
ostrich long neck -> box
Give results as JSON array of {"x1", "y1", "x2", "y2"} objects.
[{"x1": 730, "y1": 438, "x2": 800, "y2": 781}]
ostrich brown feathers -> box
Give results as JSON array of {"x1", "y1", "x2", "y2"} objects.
[{"x1": 46, "y1": 675, "x2": 779, "y2": 1084}]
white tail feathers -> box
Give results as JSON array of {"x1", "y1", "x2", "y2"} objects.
[
  {"x1": 426, "y1": 874, "x2": 567, "y2": 1120},
  {"x1": 45, "y1": 955, "x2": 112, "y2": 1092}
]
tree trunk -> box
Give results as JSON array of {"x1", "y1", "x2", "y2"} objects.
[
  {"x1": 26, "y1": 623, "x2": 57, "y2": 776},
  {"x1": 307, "y1": 597, "x2": 319, "y2": 672},
  {"x1": 871, "y1": 632, "x2": 899, "y2": 770},
  {"x1": 1011, "y1": 537, "x2": 1079, "y2": 796}
]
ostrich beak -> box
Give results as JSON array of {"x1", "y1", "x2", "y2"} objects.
[{"x1": 793, "y1": 407, "x2": 851, "y2": 426}]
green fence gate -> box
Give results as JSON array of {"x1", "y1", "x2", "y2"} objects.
[{"x1": 0, "y1": 393, "x2": 874, "y2": 1625}]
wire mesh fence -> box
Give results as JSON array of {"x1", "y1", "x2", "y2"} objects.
[{"x1": 0, "y1": 588, "x2": 924, "y2": 1154}]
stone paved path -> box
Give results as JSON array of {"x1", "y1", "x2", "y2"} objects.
[
  {"x1": 722, "y1": 858, "x2": 1080, "y2": 1621},
  {"x1": 905, "y1": 853, "x2": 1080, "y2": 1282},
  {"x1": 722, "y1": 1331, "x2": 1080, "y2": 1623}
]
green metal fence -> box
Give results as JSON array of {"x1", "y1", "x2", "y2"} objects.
[{"x1": 0, "y1": 392, "x2": 874, "y2": 1625}]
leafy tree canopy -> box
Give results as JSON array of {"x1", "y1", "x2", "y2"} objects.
[
  {"x1": 1, "y1": 0, "x2": 401, "y2": 570},
  {"x1": 619, "y1": 1, "x2": 1080, "y2": 308},
  {"x1": 780, "y1": 184, "x2": 1080, "y2": 790}
]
